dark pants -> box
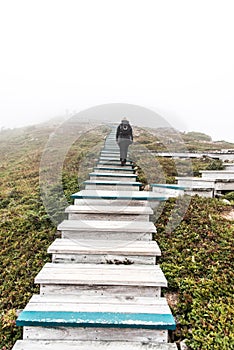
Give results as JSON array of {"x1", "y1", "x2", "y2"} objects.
[{"x1": 117, "y1": 138, "x2": 132, "y2": 160}]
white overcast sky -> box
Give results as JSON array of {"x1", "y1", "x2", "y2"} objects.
[{"x1": 0, "y1": 0, "x2": 233, "y2": 141}]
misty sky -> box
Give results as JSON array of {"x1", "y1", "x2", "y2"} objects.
[{"x1": 0, "y1": 0, "x2": 233, "y2": 142}]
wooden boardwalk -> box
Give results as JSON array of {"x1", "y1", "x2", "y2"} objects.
[
  {"x1": 176, "y1": 170, "x2": 234, "y2": 197},
  {"x1": 13, "y1": 126, "x2": 176, "y2": 349}
]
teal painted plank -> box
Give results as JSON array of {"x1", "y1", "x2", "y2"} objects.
[
  {"x1": 150, "y1": 184, "x2": 185, "y2": 190},
  {"x1": 16, "y1": 311, "x2": 176, "y2": 330},
  {"x1": 71, "y1": 192, "x2": 167, "y2": 201}
]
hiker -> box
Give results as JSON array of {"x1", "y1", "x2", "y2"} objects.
[{"x1": 116, "y1": 117, "x2": 133, "y2": 166}]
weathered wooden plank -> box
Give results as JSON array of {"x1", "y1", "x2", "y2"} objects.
[
  {"x1": 67, "y1": 213, "x2": 150, "y2": 222},
  {"x1": 83, "y1": 180, "x2": 141, "y2": 186},
  {"x1": 89, "y1": 173, "x2": 137, "y2": 182},
  {"x1": 185, "y1": 188, "x2": 214, "y2": 198},
  {"x1": 22, "y1": 295, "x2": 172, "y2": 314},
  {"x1": 83, "y1": 180, "x2": 141, "y2": 191},
  {"x1": 39, "y1": 284, "x2": 161, "y2": 297},
  {"x1": 151, "y1": 184, "x2": 185, "y2": 197},
  {"x1": 48, "y1": 238, "x2": 160, "y2": 264},
  {"x1": 93, "y1": 167, "x2": 135, "y2": 173},
  {"x1": 12, "y1": 340, "x2": 178, "y2": 350},
  {"x1": 26, "y1": 294, "x2": 168, "y2": 306},
  {"x1": 98, "y1": 160, "x2": 132, "y2": 165},
  {"x1": 35, "y1": 263, "x2": 167, "y2": 287},
  {"x1": 214, "y1": 179, "x2": 234, "y2": 191},
  {"x1": 90, "y1": 176, "x2": 137, "y2": 182},
  {"x1": 85, "y1": 185, "x2": 140, "y2": 191},
  {"x1": 58, "y1": 219, "x2": 155, "y2": 240},
  {"x1": 48, "y1": 239, "x2": 160, "y2": 255},
  {"x1": 37, "y1": 262, "x2": 164, "y2": 271},
  {"x1": 96, "y1": 164, "x2": 133, "y2": 169},
  {"x1": 61, "y1": 231, "x2": 152, "y2": 241},
  {"x1": 57, "y1": 220, "x2": 156, "y2": 233},
  {"x1": 13, "y1": 340, "x2": 178, "y2": 350},
  {"x1": 176, "y1": 176, "x2": 215, "y2": 188},
  {"x1": 101, "y1": 152, "x2": 120, "y2": 154},
  {"x1": 23, "y1": 326, "x2": 168, "y2": 342},
  {"x1": 65, "y1": 205, "x2": 153, "y2": 215},
  {"x1": 200, "y1": 170, "x2": 234, "y2": 180},
  {"x1": 224, "y1": 163, "x2": 234, "y2": 170},
  {"x1": 73, "y1": 199, "x2": 152, "y2": 208},
  {"x1": 51, "y1": 254, "x2": 155, "y2": 264},
  {"x1": 12, "y1": 340, "x2": 177, "y2": 350}
]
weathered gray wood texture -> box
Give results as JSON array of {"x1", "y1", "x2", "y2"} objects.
[{"x1": 13, "y1": 340, "x2": 178, "y2": 350}]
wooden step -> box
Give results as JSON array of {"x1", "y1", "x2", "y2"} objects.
[
  {"x1": 48, "y1": 239, "x2": 161, "y2": 264},
  {"x1": 100, "y1": 155, "x2": 123, "y2": 159},
  {"x1": 65, "y1": 204, "x2": 152, "y2": 221},
  {"x1": 72, "y1": 190, "x2": 167, "y2": 202},
  {"x1": 93, "y1": 167, "x2": 135, "y2": 173},
  {"x1": 13, "y1": 340, "x2": 178, "y2": 350},
  {"x1": 184, "y1": 187, "x2": 214, "y2": 198},
  {"x1": 150, "y1": 184, "x2": 185, "y2": 197},
  {"x1": 17, "y1": 295, "x2": 175, "y2": 342},
  {"x1": 89, "y1": 172, "x2": 137, "y2": 182},
  {"x1": 224, "y1": 163, "x2": 234, "y2": 170},
  {"x1": 100, "y1": 152, "x2": 120, "y2": 156},
  {"x1": 20, "y1": 294, "x2": 171, "y2": 313},
  {"x1": 100, "y1": 155, "x2": 122, "y2": 159},
  {"x1": 200, "y1": 170, "x2": 234, "y2": 180},
  {"x1": 58, "y1": 219, "x2": 156, "y2": 233},
  {"x1": 176, "y1": 176, "x2": 215, "y2": 188},
  {"x1": 101, "y1": 151, "x2": 121, "y2": 154},
  {"x1": 83, "y1": 180, "x2": 141, "y2": 191},
  {"x1": 35, "y1": 263, "x2": 167, "y2": 297},
  {"x1": 72, "y1": 190, "x2": 167, "y2": 210},
  {"x1": 99, "y1": 157, "x2": 133, "y2": 162},
  {"x1": 73, "y1": 199, "x2": 151, "y2": 210},
  {"x1": 96, "y1": 163, "x2": 133, "y2": 169},
  {"x1": 98, "y1": 160, "x2": 133, "y2": 165},
  {"x1": 57, "y1": 219, "x2": 156, "y2": 241}
]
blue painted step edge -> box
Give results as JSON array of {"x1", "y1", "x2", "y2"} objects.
[
  {"x1": 16, "y1": 311, "x2": 176, "y2": 330},
  {"x1": 150, "y1": 184, "x2": 186, "y2": 190},
  {"x1": 71, "y1": 192, "x2": 168, "y2": 201}
]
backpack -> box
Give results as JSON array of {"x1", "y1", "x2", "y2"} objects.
[{"x1": 119, "y1": 123, "x2": 131, "y2": 137}]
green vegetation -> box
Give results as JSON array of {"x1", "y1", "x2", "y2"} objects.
[
  {"x1": 0, "y1": 122, "x2": 233, "y2": 349},
  {"x1": 0, "y1": 121, "x2": 109, "y2": 349},
  {"x1": 223, "y1": 191, "x2": 234, "y2": 204},
  {"x1": 183, "y1": 131, "x2": 212, "y2": 142},
  {"x1": 154, "y1": 197, "x2": 234, "y2": 349}
]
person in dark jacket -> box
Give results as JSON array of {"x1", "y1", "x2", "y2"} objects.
[{"x1": 116, "y1": 117, "x2": 133, "y2": 165}]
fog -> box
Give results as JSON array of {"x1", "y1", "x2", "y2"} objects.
[{"x1": 0, "y1": 0, "x2": 234, "y2": 142}]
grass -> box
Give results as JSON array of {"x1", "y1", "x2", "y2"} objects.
[
  {"x1": 154, "y1": 196, "x2": 234, "y2": 349},
  {"x1": 0, "y1": 121, "x2": 109, "y2": 349}
]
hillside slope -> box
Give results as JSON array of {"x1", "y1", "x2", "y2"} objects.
[
  {"x1": 0, "y1": 122, "x2": 233, "y2": 350},
  {"x1": 0, "y1": 121, "x2": 109, "y2": 349}
]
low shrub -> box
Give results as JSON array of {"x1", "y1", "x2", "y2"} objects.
[{"x1": 155, "y1": 197, "x2": 234, "y2": 349}]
